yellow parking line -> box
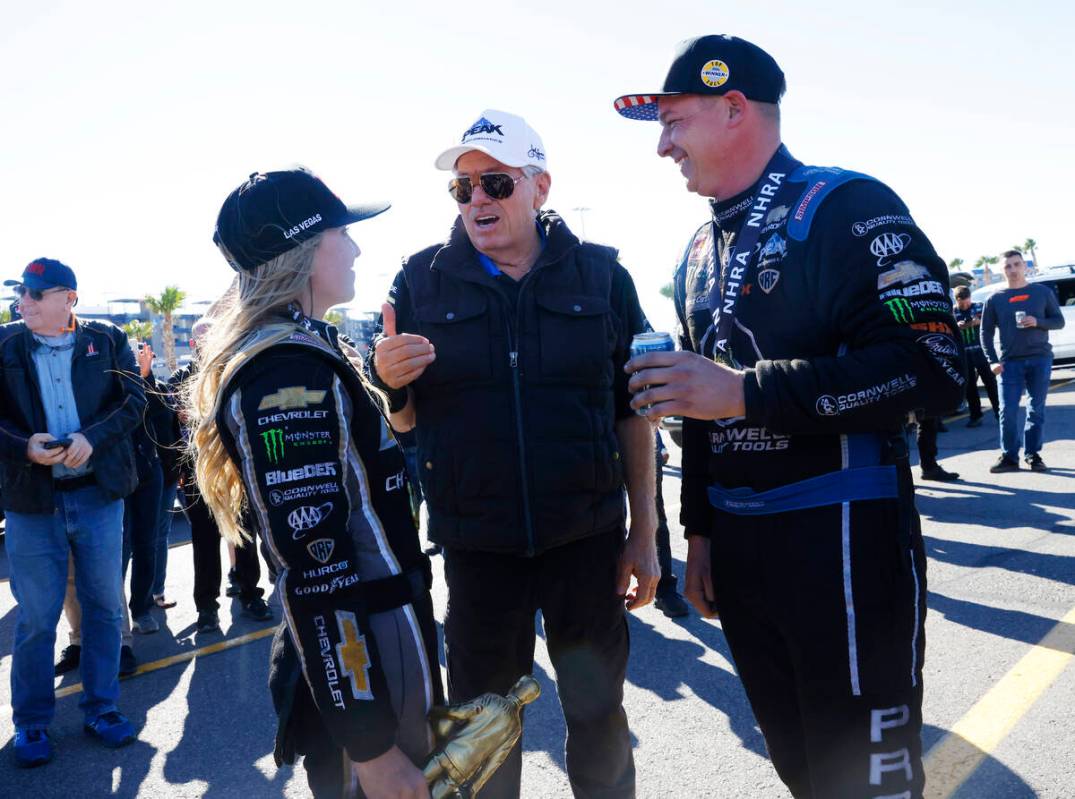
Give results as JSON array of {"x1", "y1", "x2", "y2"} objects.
[
  {"x1": 54, "y1": 625, "x2": 276, "y2": 699},
  {"x1": 924, "y1": 604, "x2": 1075, "y2": 798}
]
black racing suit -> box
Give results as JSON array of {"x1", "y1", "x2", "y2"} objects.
[
  {"x1": 216, "y1": 313, "x2": 442, "y2": 798},
  {"x1": 954, "y1": 301, "x2": 999, "y2": 419},
  {"x1": 674, "y1": 150, "x2": 965, "y2": 799}
]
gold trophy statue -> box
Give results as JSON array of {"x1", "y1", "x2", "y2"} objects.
[{"x1": 423, "y1": 675, "x2": 541, "y2": 798}]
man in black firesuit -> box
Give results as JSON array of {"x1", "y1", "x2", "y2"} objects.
[{"x1": 616, "y1": 36, "x2": 965, "y2": 799}]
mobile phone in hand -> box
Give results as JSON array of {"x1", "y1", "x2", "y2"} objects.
[{"x1": 43, "y1": 438, "x2": 72, "y2": 450}]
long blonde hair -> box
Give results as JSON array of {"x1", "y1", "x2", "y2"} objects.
[{"x1": 186, "y1": 235, "x2": 323, "y2": 545}]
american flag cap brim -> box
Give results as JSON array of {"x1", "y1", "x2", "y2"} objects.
[{"x1": 613, "y1": 92, "x2": 680, "y2": 121}]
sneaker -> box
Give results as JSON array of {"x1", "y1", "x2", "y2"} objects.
[
  {"x1": 55, "y1": 644, "x2": 81, "y2": 676},
  {"x1": 131, "y1": 614, "x2": 159, "y2": 635},
  {"x1": 196, "y1": 609, "x2": 220, "y2": 633},
  {"x1": 153, "y1": 594, "x2": 177, "y2": 609},
  {"x1": 242, "y1": 597, "x2": 272, "y2": 621},
  {"x1": 989, "y1": 456, "x2": 1020, "y2": 473},
  {"x1": 1026, "y1": 454, "x2": 1048, "y2": 472},
  {"x1": 654, "y1": 591, "x2": 690, "y2": 618},
  {"x1": 83, "y1": 711, "x2": 135, "y2": 748},
  {"x1": 13, "y1": 728, "x2": 53, "y2": 768},
  {"x1": 225, "y1": 569, "x2": 241, "y2": 598},
  {"x1": 119, "y1": 645, "x2": 137, "y2": 677},
  {"x1": 920, "y1": 464, "x2": 960, "y2": 482},
  {"x1": 967, "y1": 416, "x2": 983, "y2": 428}
]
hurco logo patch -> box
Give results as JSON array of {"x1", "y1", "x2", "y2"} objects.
[
  {"x1": 261, "y1": 428, "x2": 285, "y2": 463},
  {"x1": 700, "y1": 59, "x2": 730, "y2": 87},
  {"x1": 885, "y1": 297, "x2": 915, "y2": 323},
  {"x1": 257, "y1": 387, "x2": 327, "y2": 412}
]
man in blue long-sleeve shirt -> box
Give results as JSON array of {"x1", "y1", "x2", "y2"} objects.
[{"x1": 981, "y1": 250, "x2": 1066, "y2": 472}]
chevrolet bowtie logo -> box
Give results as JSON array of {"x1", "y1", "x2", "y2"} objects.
[
  {"x1": 257, "y1": 386, "x2": 327, "y2": 411},
  {"x1": 335, "y1": 611, "x2": 373, "y2": 700}
]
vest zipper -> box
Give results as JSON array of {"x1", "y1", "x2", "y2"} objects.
[{"x1": 505, "y1": 283, "x2": 536, "y2": 557}]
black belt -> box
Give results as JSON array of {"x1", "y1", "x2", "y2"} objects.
[{"x1": 54, "y1": 474, "x2": 97, "y2": 492}]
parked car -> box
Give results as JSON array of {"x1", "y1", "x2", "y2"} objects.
[{"x1": 971, "y1": 265, "x2": 1075, "y2": 367}]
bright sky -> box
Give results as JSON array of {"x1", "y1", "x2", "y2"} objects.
[{"x1": 3, "y1": 0, "x2": 1073, "y2": 332}]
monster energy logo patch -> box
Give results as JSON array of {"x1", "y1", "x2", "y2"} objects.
[
  {"x1": 885, "y1": 297, "x2": 915, "y2": 323},
  {"x1": 261, "y1": 428, "x2": 285, "y2": 463}
]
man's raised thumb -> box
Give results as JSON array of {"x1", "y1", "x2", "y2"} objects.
[{"x1": 381, "y1": 302, "x2": 397, "y2": 337}]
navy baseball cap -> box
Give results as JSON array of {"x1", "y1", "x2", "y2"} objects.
[
  {"x1": 213, "y1": 168, "x2": 390, "y2": 272},
  {"x1": 614, "y1": 35, "x2": 786, "y2": 121},
  {"x1": 5, "y1": 258, "x2": 78, "y2": 291}
]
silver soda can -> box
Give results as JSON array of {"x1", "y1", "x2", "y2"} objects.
[
  {"x1": 630, "y1": 332, "x2": 674, "y2": 415},
  {"x1": 1015, "y1": 311, "x2": 1027, "y2": 325}
]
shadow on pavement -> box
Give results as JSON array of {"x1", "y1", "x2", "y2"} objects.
[
  {"x1": 916, "y1": 479, "x2": 1075, "y2": 534},
  {"x1": 924, "y1": 535, "x2": 1075, "y2": 586},
  {"x1": 923, "y1": 724, "x2": 1037, "y2": 798},
  {"x1": 927, "y1": 590, "x2": 1075, "y2": 653}
]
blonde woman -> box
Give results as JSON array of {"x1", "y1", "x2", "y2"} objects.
[{"x1": 189, "y1": 169, "x2": 441, "y2": 799}]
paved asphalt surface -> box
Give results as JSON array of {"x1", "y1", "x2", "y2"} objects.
[{"x1": 1, "y1": 370, "x2": 1074, "y2": 798}]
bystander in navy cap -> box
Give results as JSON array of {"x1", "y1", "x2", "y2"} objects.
[
  {"x1": 4, "y1": 258, "x2": 78, "y2": 291},
  {"x1": 213, "y1": 168, "x2": 389, "y2": 272},
  {"x1": 614, "y1": 34, "x2": 786, "y2": 121}
]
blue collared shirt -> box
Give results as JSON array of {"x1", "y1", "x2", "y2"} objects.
[{"x1": 31, "y1": 331, "x2": 91, "y2": 478}]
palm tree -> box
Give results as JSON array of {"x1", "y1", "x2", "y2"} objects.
[
  {"x1": 659, "y1": 282, "x2": 674, "y2": 299},
  {"x1": 975, "y1": 255, "x2": 999, "y2": 285},
  {"x1": 122, "y1": 319, "x2": 154, "y2": 343},
  {"x1": 1023, "y1": 238, "x2": 1039, "y2": 269},
  {"x1": 144, "y1": 286, "x2": 187, "y2": 372},
  {"x1": 948, "y1": 258, "x2": 965, "y2": 272}
]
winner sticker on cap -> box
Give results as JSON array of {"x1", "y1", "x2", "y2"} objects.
[{"x1": 700, "y1": 59, "x2": 730, "y2": 87}]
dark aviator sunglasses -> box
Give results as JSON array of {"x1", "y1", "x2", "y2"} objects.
[
  {"x1": 447, "y1": 172, "x2": 526, "y2": 204},
  {"x1": 14, "y1": 285, "x2": 70, "y2": 302}
]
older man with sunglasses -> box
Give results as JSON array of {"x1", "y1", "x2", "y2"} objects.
[
  {"x1": 372, "y1": 109, "x2": 657, "y2": 798},
  {"x1": 0, "y1": 259, "x2": 145, "y2": 766}
]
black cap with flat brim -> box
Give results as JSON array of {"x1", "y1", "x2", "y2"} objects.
[
  {"x1": 213, "y1": 168, "x2": 389, "y2": 272},
  {"x1": 614, "y1": 34, "x2": 785, "y2": 121}
]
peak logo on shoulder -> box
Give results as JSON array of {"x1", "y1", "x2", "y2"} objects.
[{"x1": 265, "y1": 462, "x2": 337, "y2": 486}]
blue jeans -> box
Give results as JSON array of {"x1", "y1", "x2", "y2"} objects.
[
  {"x1": 123, "y1": 460, "x2": 163, "y2": 618},
  {"x1": 152, "y1": 479, "x2": 179, "y2": 597},
  {"x1": 999, "y1": 354, "x2": 1053, "y2": 461},
  {"x1": 6, "y1": 485, "x2": 124, "y2": 729}
]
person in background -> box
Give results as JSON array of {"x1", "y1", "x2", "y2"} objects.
[
  {"x1": 0, "y1": 258, "x2": 145, "y2": 766},
  {"x1": 654, "y1": 429, "x2": 689, "y2": 617},
  {"x1": 953, "y1": 286, "x2": 999, "y2": 427},
  {"x1": 982, "y1": 250, "x2": 1066, "y2": 472}
]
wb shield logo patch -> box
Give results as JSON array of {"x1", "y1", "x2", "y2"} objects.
[
  {"x1": 758, "y1": 269, "x2": 781, "y2": 294},
  {"x1": 306, "y1": 538, "x2": 335, "y2": 564}
]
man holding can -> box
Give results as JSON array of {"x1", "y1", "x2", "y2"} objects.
[
  {"x1": 616, "y1": 36, "x2": 965, "y2": 798},
  {"x1": 981, "y1": 249, "x2": 1065, "y2": 472},
  {"x1": 371, "y1": 109, "x2": 657, "y2": 798}
]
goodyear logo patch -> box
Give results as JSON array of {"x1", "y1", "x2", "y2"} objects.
[{"x1": 700, "y1": 60, "x2": 730, "y2": 88}]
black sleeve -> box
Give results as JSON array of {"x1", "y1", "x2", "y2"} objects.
[
  {"x1": 222, "y1": 353, "x2": 399, "y2": 763},
  {"x1": 0, "y1": 330, "x2": 32, "y2": 462},
  {"x1": 81, "y1": 328, "x2": 148, "y2": 450},
  {"x1": 610, "y1": 262, "x2": 650, "y2": 420},
  {"x1": 742, "y1": 181, "x2": 966, "y2": 433},
  {"x1": 981, "y1": 298, "x2": 1000, "y2": 363}
]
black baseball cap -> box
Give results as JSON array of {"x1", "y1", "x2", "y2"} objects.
[
  {"x1": 213, "y1": 168, "x2": 390, "y2": 272},
  {"x1": 5, "y1": 258, "x2": 78, "y2": 291},
  {"x1": 614, "y1": 35, "x2": 785, "y2": 121}
]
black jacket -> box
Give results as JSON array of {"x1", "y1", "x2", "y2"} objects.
[
  {"x1": 383, "y1": 211, "x2": 647, "y2": 556},
  {"x1": 0, "y1": 318, "x2": 145, "y2": 513},
  {"x1": 217, "y1": 316, "x2": 441, "y2": 765},
  {"x1": 674, "y1": 155, "x2": 965, "y2": 535}
]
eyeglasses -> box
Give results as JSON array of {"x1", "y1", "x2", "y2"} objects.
[
  {"x1": 447, "y1": 172, "x2": 526, "y2": 204},
  {"x1": 14, "y1": 285, "x2": 70, "y2": 302}
]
